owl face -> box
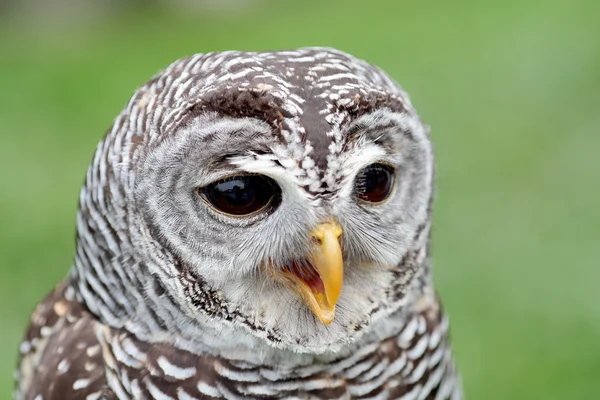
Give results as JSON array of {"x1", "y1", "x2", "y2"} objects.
[{"x1": 106, "y1": 49, "x2": 434, "y2": 353}]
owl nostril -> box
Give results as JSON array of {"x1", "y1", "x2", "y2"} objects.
[
  {"x1": 310, "y1": 236, "x2": 322, "y2": 246},
  {"x1": 309, "y1": 221, "x2": 343, "y2": 245}
]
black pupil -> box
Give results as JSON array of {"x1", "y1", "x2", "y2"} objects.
[
  {"x1": 199, "y1": 175, "x2": 279, "y2": 216},
  {"x1": 356, "y1": 163, "x2": 395, "y2": 203}
]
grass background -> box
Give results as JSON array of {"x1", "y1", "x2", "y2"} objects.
[{"x1": 1, "y1": 0, "x2": 599, "y2": 398}]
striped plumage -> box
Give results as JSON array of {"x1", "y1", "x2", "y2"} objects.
[{"x1": 16, "y1": 48, "x2": 462, "y2": 399}]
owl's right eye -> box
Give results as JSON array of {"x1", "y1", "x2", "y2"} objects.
[{"x1": 197, "y1": 175, "x2": 281, "y2": 217}]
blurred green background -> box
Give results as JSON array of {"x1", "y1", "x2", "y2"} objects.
[{"x1": 1, "y1": 0, "x2": 599, "y2": 398}]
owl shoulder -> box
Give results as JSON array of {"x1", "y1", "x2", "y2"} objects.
[{"x1": 15, "y1": 280, "x2": 113, "y2": 400}]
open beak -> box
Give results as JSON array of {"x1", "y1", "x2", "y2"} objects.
[{"x1": 279, "y1": 221, "x2": 343, "y2": 325}]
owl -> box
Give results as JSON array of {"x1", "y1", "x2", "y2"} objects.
[{"x1": 15, "y1": 48, "x2": 462, "y2": 400}]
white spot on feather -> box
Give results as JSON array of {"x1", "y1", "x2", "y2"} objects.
[
  {"x1": 406, "y1": 358, "x2": 428, "y2": 384},
  {"x1": 86, "y1": 344, "x2": 100, "y2": 357},
  {"x1": 197, "y1": 381, "x2": 221, "y2": 397},
  {"x1": 176, "y1": 387, "x2": 198, "y2": 400},
  {"x1": 145, "y1": 377, "x2": 175, "y2": 400},
  {"x1": 399, "y1": 384, "x2": 421, "y2": 400},
  {"x1": 73, "y1": 378, "x2": 91, "y2": 390},
  {"x1": 19, "y1": 341, "x2": 31, "y2": 354},
  {"x1": 398, "y1": 317, "x2": 418, "y2": 348},
  {"x1": 157, "y1": 356, "x2": 196, "y2": 380},
  {"x1": 86, "y1": 392, "x2": 102, "y2": 400},
  {"x1": 407, "y1": 335, "x2": 429, "y2": 360},
  {"x1": 57, "y1": 359, "x2": 70, "y2": 373}
]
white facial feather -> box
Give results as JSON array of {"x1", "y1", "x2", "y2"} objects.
[{"x1": 126, "y1": 107, "x2": 434, "y2": 355}]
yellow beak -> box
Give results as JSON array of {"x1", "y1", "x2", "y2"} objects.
[{"x1": 282, "y1": 221, "x2": 344, "y2": 325}]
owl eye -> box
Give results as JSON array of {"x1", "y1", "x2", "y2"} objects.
[
  {"x1": 354, "y1": 163, "x2": 395, "y2": 203},
  {"x1": 197, "y1": 175, "x2": 281, "y2": 216}
]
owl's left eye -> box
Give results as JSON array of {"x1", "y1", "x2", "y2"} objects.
[
  {"x1": 197, "y1": 175, "x2": 281, "y2": 216},
  {"x1": 354, "y1": 163, "x2": 395, "y2": 204}
]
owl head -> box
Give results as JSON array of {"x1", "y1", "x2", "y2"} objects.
[{"x1": 73, "y1": 48, "x2": 435, "y2": 355}]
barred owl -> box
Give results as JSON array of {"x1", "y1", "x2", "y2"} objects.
[{"x1": 16, "y1": 47, "x2": 462, "y2": 399}]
